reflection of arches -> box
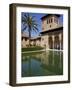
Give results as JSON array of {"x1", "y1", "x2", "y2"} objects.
[
  {"x1": 49, "y1": 36, "x2": 53, "y2": 49},
  {"x1": 54, "y1": 35, "x2": 60, "y2": 49}
]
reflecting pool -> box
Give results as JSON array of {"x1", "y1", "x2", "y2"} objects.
[{"x1": 21, "y1": 50, "x2": 63, "y2": 77}]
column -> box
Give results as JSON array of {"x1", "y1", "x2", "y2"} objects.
[
  {"x1": 59, "y1": 34, "x2": 62, "y2": 68},
  {"x1": 52, "y1": 35, "x2": 55, "y2": 65},
  {"x1": 47, "y1": 35, "x2": 49, "y2": 49}
]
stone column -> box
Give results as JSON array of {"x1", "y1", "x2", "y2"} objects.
[
  {"x1": 52, "y1": 35, "x2": 54, "y2": 65},
  {"x1": 41, "y1": 36, "x2": 44, "y2": 47},
  {"x1": 47, "y1": 35, "x2": 49, "y2": 49},
  {"x1": 52, "y1": 35, "x2": 55, "y2": 65}
]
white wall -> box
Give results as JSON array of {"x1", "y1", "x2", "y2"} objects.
[{"x1": 0, "y1": 0, "x2": 72, "y2": 90}]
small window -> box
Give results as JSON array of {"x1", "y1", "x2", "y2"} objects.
[
  {"x1": 47, "y1": 18, "x2": 53, "y2": 24},
  {"x1": 54, "y1": 18, "x2": 58, "y2": 23},
  {"x1": 56, "y1": 19, "x2": 58, "y2": 24},
  {"x1": 47, "y1": 19, "x2": 48, "y2": 24},
  {"x1": 54, "y1": 18, "x2": 56, "y2": 23},
  {"x1": 49, "y1": 19, "x2": 50, "y2": 23},
  {"x1": 51, "y1": 18, "x2": 53, "y2": 23}
]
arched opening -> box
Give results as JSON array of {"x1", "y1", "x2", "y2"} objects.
[
  {"x1": 54, "y1": 35, "x2": 60, "y2": 49},
  {"x1": 48, "y1": 36, "x2": 53, "y2": 49}
]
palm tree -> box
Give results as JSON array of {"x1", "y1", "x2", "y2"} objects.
[{"x1": 22, "y1": 13, "x2": 38, "y2": 46}]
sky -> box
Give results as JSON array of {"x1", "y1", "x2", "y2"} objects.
[{"x1": 21, "y1": 12, "x2": 63, "y2": 37}]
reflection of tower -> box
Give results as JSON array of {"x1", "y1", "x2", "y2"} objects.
[
  {"x1": 52, "y1": 51, "x2": 54, "y2": 66},
  {"x1": 33, "y1": 54, "x2": 42, "y2": 61},
  {"x1": 40, "y1": 51, "x2": 63, "y2": 75},
  {"x1": 59, "y1": 51, "x2": 62, "y2": 68}
]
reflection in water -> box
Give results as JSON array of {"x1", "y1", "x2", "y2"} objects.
[{"x1": 22, "y1": 50, "x2": 63, "y2": 77}]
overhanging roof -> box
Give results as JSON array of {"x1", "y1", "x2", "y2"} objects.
[
  {"x1": 30, "y1": 36, "x2": 41, "y2": 40},
  {"x1": 40, "y1": 27, "x2": 63, "y2": 34}
]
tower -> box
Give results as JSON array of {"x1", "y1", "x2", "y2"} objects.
[{"x1": 41, "y1": 14, "x2": 60, "y2": 31}]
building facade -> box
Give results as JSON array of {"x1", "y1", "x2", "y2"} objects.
[
  {"x1": 21, "y1": 32, "x2": 29, "y2": 47},
  {"x1": 21, "y1": 32, "x2": 41, "y2": 47},
  {"x1": 40, "y1": 14, "x2": 63, "y2": 50}
]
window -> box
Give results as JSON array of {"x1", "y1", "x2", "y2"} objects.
[
  {"x1": 47, "y1": 19, "x2": 50, "y2": 24},
  {"x1": 47, "y1": 19, "x2": 48, "y2": 24},
  {"x1": 54, "y1": 18, "x2": 58, "y2": 23},
  {"x1": 56, "y1": 19, "x2": 58, "y2": 24},
  {"x1": 47, "y1": 18, "x2": 53, "y2": 24},
  {"x1": 49, "y1": 19, "x2": 50, "y2": 23},
  {"x1": 51, "y1": 18, "x2": 53, "y2": 23}
]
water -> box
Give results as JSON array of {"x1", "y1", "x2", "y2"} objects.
[{"x1": 21, "y1": 50, "x2": 63, "y2": 77}]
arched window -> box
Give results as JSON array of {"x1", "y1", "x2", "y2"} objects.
[
  {"x1": 51, "y1": 18, "x2": 53, "y2": 23},
  {"x1": 47, "y1": 19, "x2": 48, "y2": 24}
]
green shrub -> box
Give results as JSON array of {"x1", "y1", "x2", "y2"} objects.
[{"x1": 22, "y1": 46, "x2": 44, "y2": 52}]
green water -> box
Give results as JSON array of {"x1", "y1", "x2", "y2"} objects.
[{"x1": 22, "y1": 50, "x2": 63, "y2": 77}]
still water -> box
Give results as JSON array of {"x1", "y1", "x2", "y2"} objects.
[{"x1": 22, "y1": 50, "x2": 63, "y2": 77}]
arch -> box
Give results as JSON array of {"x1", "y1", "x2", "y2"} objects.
[
  {"x1": 54, "y1": 35, "x2": 60, "y2": 49},
  {"x1": 48, "y1": 36, "x2": 53, "y2": 49},
  {"x1": 61, "y1": 34, "x2": 63, "y2": 49}
]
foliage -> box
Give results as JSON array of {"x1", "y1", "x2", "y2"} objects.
[
  {"x1": 22, "y1": 13, "x2": 39, "y2": 46},
  {"x1": 22, "y1": 46, "x2": 44, "y2": 52}
]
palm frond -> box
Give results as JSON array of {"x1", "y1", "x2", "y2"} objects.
[
  {"x1": 22, "y1": 25, "x2": 28, "y2": 32},
  {"x1": 21, "y1": 13, "x2": 39, "y2": 39},
  {"x1": 33, "y1": 26, "x2": 39, "y2": 32},
  {"x1": 31, "y1": 16, "x2": 36, "y2": 20},
  {"x1": 32, "y1": 28, "x2": 37, "y2": 33},
  {"x1": 23, "y1": 14, "x2": 28, "y2": 19}
]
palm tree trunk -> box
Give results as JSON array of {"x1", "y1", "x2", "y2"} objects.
[{"x1": 28, "y1": 26, "x2": 31, "y2": 47}]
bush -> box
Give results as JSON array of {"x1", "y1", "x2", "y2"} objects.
[{"x1": 22, "y1": 46, "x2": 44, "y2": 52}]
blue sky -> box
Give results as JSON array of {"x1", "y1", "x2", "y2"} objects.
[{"x1": 21, "y1": 12, "x2": 63, "y2": 37}]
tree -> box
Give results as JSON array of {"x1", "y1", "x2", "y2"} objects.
[{"x1": 22, "y1": 13, "x2": 38, "y2": 46}]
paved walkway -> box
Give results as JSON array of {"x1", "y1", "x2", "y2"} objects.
[{"x1": 22, "y1": 49, "x2": 63, "y2": 53}]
